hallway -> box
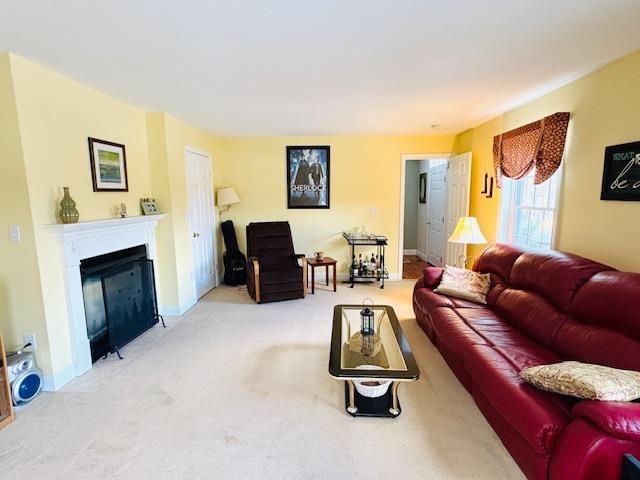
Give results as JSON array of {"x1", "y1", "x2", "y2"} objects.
[{"x1": 402, "y1": 255, "x2": 429, "y2": 280}]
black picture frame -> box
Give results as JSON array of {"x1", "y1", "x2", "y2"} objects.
[
  {"x1": 286, "y1": 146, "x2": 330, "y2": 209},
  {"x1": 419, "y1": 173, "x2": 426, "y2": 203},
  {"x1": 88, "y1": 137, "x2": 129, "y2": 192},
  {"x1": 600, "y1": 141, "x2": 640, "y2": 201}
]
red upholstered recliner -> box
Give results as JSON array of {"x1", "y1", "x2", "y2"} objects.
[{"x1": 413, "y1": 243, "x2": 640, "y2": 480}]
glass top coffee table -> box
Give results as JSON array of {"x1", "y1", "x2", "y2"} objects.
[{"x1": 328, "y1": 304, "x2": 420, "y2": 417}]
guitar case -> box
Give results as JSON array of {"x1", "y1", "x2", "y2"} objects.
[{"x1": 221, "y1": 220, "x2": 247, "y2": 286}]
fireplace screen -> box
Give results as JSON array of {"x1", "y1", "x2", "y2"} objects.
[{"x1": 81, "y1": 246, "x2": 162, "y2": 362}]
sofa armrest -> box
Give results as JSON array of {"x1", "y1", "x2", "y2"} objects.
[
  {"x1": 573, "y1": 400, "x2": 640, "y2": 442},
  {"x1": 423, "y1": 266, "x2": 445, "y2": 290},
  {"x1": 295, "y1": 254, "x2": 307, "y2": 296}
]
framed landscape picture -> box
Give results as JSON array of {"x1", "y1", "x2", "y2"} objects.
[
  {"x1": 600, "y1": 140, "x2": 640, "y2": 201},
  {"x1": 88, "y1": 137, "x2": 128, "y2": 192},
  {"x1": 287, "y1": 146, "x2": 330, "y2": 209}
]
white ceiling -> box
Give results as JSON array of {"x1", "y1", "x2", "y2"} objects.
[{"x1": 1, "y1": 1, "x2": 639, "y2": 136}]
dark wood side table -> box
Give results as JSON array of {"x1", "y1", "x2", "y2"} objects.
[{"x1": 306, "y1": 257, "x2": 337, "y2": 294}]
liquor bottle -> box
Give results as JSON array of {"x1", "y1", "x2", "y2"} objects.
[
  {"x1": 375, "y1": 254, "x2": 380, "y2": 269},
  {"x1": 379, "y1": 254, "x2": 385, "y2": 277},
  {"x1": 358, "y1": 254, "x2": 363, "y2": 276},
  {"x1": 351, "y1": 255, "x2": 357, "y2": 277},
  {"x1": 370, "y1": 253, "x2": 376, "y2": 270}
]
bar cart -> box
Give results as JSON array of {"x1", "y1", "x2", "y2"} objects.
[{"x1": 343, "y1": 232, "x2": 389, "y2": 289}]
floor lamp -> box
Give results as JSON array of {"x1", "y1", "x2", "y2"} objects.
[{"x1": 448, "y1": 216, "x2": 487, "y2": 269}]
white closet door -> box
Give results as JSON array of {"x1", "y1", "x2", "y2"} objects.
[{"x1": 444, "y1": 152, "x2": 472, "y2": 266}]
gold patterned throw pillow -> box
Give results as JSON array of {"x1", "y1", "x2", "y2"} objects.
[
  {"x1": 521, "y1": 361, "x2": 640, "y2": 401},
  {"x1": 433, "y1": 265, "x2": 491, "y2": 304}
]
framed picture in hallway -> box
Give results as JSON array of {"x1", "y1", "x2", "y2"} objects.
[
  {"x1": 419, "y1": 173, "x2": 426, "y2": 203},
  {"x1": 287, "y1": 146, "x2": 330, "y2": 209},
  {"x1": 88, "y1": 138, "x2": 128, "y2": 192}
]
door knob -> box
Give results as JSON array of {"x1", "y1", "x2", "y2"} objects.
[{"x1": 193, "y1": 232, "x2": 199, "y2": 238}]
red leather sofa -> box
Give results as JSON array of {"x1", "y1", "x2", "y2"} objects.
[{"x1": 413, "y1": 243, "x2": 640, "y2": 480}]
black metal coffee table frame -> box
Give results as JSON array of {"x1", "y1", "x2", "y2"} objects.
[{"x1": 329, "y1": 304, "x2": 420, "y2": 417}]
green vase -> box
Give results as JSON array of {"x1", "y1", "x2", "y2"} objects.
[{"x1": 59, "y1": 187, "x2": 79, "y2": 224}]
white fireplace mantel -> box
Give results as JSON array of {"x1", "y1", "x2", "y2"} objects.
[{"x1": 45, "y1": 214, "x2": 167, "y2": 385}]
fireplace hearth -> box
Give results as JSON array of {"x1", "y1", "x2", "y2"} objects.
[{"x1": 80, "y1": 245, "x2": 164, "y2": 362}]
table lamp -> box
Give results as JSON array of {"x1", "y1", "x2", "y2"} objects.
[{"x1": 448, "y1": 216, "x2": 487, "y2": 269}]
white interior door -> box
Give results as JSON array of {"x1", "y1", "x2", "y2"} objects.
[
  {"x1": 426, "y1": 163, "x2": 447, "y2": 266},
  {"x1": 444, "y1": 152, "x2": 472, "y2": 266},
  {"x1": 186, "y1": 148, "x2": 218, "y2": 299}
]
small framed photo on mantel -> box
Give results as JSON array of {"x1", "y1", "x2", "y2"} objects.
[{"x1": 88, "y1": 137, "x2": 129, "y2": 192}]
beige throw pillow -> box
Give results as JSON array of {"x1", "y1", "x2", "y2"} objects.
[
  {"x1": 433, "y1": 265, "x2": 490, "y2": 304},
  {"x1": 521, "y1": 361, "x2": 640, "y2": 401}
]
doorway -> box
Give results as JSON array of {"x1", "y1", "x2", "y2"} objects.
[
  {"x1": 399, "y1": 155, "x2": 448, "y2": 279},
  {"x1": 398, "y1": 153, "x2": 472, "y2": 278},
  {"x1": 185, "y1": 147, "x2": 218, "y2": 299}
]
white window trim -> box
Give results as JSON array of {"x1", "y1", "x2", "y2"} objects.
[{"x1": 497, "y1": 162, "x2": 564, "y2": 250}]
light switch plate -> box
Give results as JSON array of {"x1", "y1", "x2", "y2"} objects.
[
  {"x1": 369, "y1": 207, "x2": 378, "y2": 215},
  {"x1": 9, "y1": 225, "x2": 22, "y2": 244}
]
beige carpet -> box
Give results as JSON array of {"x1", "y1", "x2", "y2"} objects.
[{"x1": 0, "y1": 281, "x2": 523, "y2": 479}]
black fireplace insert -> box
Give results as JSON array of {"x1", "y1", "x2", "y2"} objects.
[{"x1": 80, "y1": 245, "x2": 164, "y2": 362}]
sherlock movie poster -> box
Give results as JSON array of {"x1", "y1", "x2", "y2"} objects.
[{"x1": 287, "y1": 146, "x2": 330, "y2": 208}]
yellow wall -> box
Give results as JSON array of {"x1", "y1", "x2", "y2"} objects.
[
  {"x1": 219, "y1": 135, "x2": 455, "y2": 276},
  {"x1": 0, "y1": 53, "x2": 51, "y2": 373},
  {"x1": 457, "y1": 49, "x2": 640, "y2": 271},
  {"x1": 9, "y1": 54, "x2": 154, "y2": 384},
  {"x1": 2, "y1": 54, "x2": 221, "y2": 385},
  {"x1": 148, "y1": 112, "x2": 223, "y2": 312}
]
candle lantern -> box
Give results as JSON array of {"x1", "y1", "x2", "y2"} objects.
[{"x1": 360, "y1": 297, "x2": 375, "y2": 336}]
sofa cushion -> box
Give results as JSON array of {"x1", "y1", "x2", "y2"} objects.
[
  {"x1": 569, "y1": 270, "x2": 640, "y2": 341},
  {"x1": 552, "y1": 320, "x2": 640, "y2": 372},
  {"x1": 521, "y1": 361, "x2": 640, "y2": 401},
  {"x1": 474, "y1": 243, "x2": 525, "y2": 285},
  {"x1": 509, "y1": 249, "x2": 611, "y2": 313},
  {"x1": 429, "y1": 307, "x2": 489, "y2": 391},
  {"x1": 430, "y1": 307, "x2": 489, "y2": 349},
  {"x1": 413, "y1": 288, "x2": 454, "y2": 314},
  {"x1": 456, "y1": 307, "x2": 533, "y2": 348},
  {"x1": 492, "y1": 287, "x2": 568, "y2": 349},
  {"x1": 449, "y1": 297, "x2": 485, "y2": 309},
  {"x1": 464, "y1": 344, "x2": 570, "y2": 456}
]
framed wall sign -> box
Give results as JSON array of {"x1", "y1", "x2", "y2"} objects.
[
  {"x1": 600, "y1": 141, "x2": 640, "y2": 201},
  {"x1": 287, "y1": 146, "x2": 330, "y2": 209},
  {"x1": 419, "y1": 173, "x2": 426, "y2": 203},
  {"x1": 88, "y1": 137, "x2": 129, "y2": 192}
]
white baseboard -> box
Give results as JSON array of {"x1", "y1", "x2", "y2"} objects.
[
  {"x1": 416, "y1": 250, "x2": 428, "y2": 262},
  {"x1": 43, "y1": 363, "x2": 76, "y2": 392},
  {"x1": 403, "y1": 249, "x2": 417, "y2": 255},
  {"x1": 159, "y1": 296, "x2": 197, "y2": 317}
]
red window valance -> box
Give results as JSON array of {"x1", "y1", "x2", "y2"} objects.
[{"x1": 493, "y1": 112, "x2": 570, "y2": 187}]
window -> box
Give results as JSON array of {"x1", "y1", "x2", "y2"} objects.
[{"x1": 499, "y1": 169, "x2": 560, "y2": 250}]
